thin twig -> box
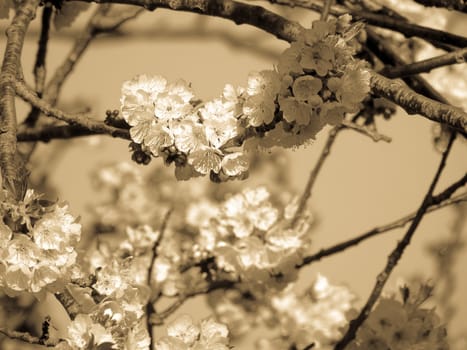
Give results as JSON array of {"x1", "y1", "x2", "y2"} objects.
[
  {"x1": 290, "y1": 125, "x2": 342, "y2": 227},
  {"x1": 43, "y1": 5, "x2": 144, "y2": 106},
  {"x1": 151, "y1": 279, "x2": 236, "y2": 325},
  {"x1": 299, "y1": 192, "x2": 466, "y2": 267},
  {"x1": 320, "y1": 0, "x2": 334, "y2": 20},
  {"x1": 341, "y1": 120, "x2": 392, "y2": 142},
  {"x1": 381, "y1": 47, "x2": 467, "y2": 78},
  {"x1": 147, "y1": 209, "x2": 172, "y2": 350},
  {"x1": 14, "y1": 80, "x2": 130, "y2": 139},
  {"x1": 0, "y1": 0, "x2": 40, "y2": 199},
  {"x1": 335, "y1": 132, "x2": 457, "y2": 350}
]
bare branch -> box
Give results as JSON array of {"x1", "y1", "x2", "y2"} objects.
[
  {"x1": 299, "y1": 192, "x2": 466, "y2": 267},
  {"x1": 69, "y1": 0, "x2": 303, "y2": 42},
  {"x1": 291, "y1": 126, "x2": 341, "y2": 227},
  {"x1": 147, "y1": 209, "x2": 172, "y2": 349},
  {"x1": 381, "y1": 47, "x2": 467, "y2": 78},
  {"x1": 335, "y1": 132, "x2": 457, "y2": 349},
  {"x1": 341, "y1": 120, "x2": 392, "y2": 142},
  {"x1": 14, "y1": 80, "x2": 130, "y2": 140}
]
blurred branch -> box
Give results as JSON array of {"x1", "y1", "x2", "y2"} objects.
[
  {"x1": 335, "y1": 132, "x2": 457, "y2": 349},
  {"x1": 43, "y1": 5, "x2": 144, "y2": 107},
  {"x1": 381, "y1": 47, "x2": 467, "y2": 78},
  {"x1": 0, "y1": 327, "x2": 62, "y2": 348},
  {"x1": 299, "y1": 191, "x2": 467, "y2": 267},
  {"x1": 412, "y1": 0, "x2": 466, "y2": 13},
  {"x1": 151, "y1": 279, "x2": 236, "y2": 325}
]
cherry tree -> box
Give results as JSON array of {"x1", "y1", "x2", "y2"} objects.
[{"x1": 0, "y1": 0, "x2": 466, "y2": 349}]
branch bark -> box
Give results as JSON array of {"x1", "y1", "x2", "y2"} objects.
[{"x1": 0, "y1": 0, "x2": 40, "y2": 199}]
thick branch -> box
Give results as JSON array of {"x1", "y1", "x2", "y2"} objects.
[
  {"x1": 15, "y1": 81, "x2": 130, "y2": 139},
  {"x1": 369, "y1": 72, "x2": 467, "y2": 133},
  {"x1": 70, "y1": 0, "x2": 303, "y2": 42},
  {"x1": 335, "y1": 132, "x2": 457, "y2": 349},
  {"x1": 0, "y1": 0, "x2": 40, "y2": 198}
]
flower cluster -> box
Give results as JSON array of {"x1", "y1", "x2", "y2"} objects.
[
  {"x1": 57, "y1": 309, "x2": 150, "y2": 350},
  {"x1": 61, "y1": 228, "x2": 154, "y2": 349},
  {"x1": 207, "y1": 275, "x2": 356, "y2": 349},
  {"x1": 0, "y1": 190, "x2": 81, "y2": 297},
  {"x1": 255, "y1": 15, "x2": 370, "y2": 149},
  {"x1": 259, "y1": 275, "x2": 356, "y2": 349},
  {"x1": 349, "y1": 284, "x2": 449, "y2": 350},
  {"x1": 121, "y1": 75, "x2": 249, "y2": 181},
  {"x1": 191, "y1": 187, "x2": 313, "y2": 292},
  {"x1": 120, "y1": 16, "x2": 370, "y2": 181},
  {"x1": 155, "y1": 314, "x2": 232, "y2": 350}
]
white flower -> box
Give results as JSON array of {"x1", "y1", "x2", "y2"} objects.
[{"x1": 167, "y1": 315, "x2": 200, "y2": 346}]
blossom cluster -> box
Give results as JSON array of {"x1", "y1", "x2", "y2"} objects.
[
  {"x1": 155, "y1": 314, "x2": 232, "y2": 350},
  {"x1": 349, "y1": 284, "x2": 449, "y2": 350},
  {"x1": 57, "y1": 226, "x2": 158, "y2": 349},
  {"x1": 188, "y1": 187, "x2": 313, "y2": 293},
  {"x1": 121, "y1": 75, "x2": 249, "y2": 181},
  {"x1": 207, "y1": 275, "x2": 356, "y2": 349},
  {"x1": 0, "y1": 190, "x2": 81, "y2": 297},
  {"x1": 120, "y1": 16, "x2": 370, "y2": 181}
]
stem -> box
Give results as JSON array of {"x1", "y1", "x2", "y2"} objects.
[
  {"x1": 320, "y1": 0, "x2": 334, "y2": 20},
  {"x1": 334, "y1": 132, "x2": 457, "y2": 350},
  {"x1": 147, "y1": 209, "x2": 172, "y2": 350},
  {"x1": 291, "y1": 125, "x2": 341, "y2": 227}
]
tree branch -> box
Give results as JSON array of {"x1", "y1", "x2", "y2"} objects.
[
  {"x1": 299, "y1": 191, "x2": 466, "y2": 267},
  {"x1": 412, "y1": 0, "x2": 466, "y2": 13},
  {"x1": 147, "y1": 209, "x2": 172, "y2": 350},
  {"x1": 70, "y1": 0, "x2": 303, "y2": 42},
  {"x1": 335, "y1": 132, "x2": 457, "y2": 349},
  {"x1": 291, "y1": 125, "x2": 342, "y2": 227},
  {"x1": 43, "y1": 5, "x2": 144, "y2": 106},
  {"x1": 14, "y1": 80, "x2": 130, "y2": 139},
  {"x1": 0, "y1": 0, "x2": 40, "y2": 199},
  {"x1": 381, "y1": 47, "x2": 467, "y2": 78},
  {"x1": 369, "y1": 72, "x2": 467, "y2": 134}
]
